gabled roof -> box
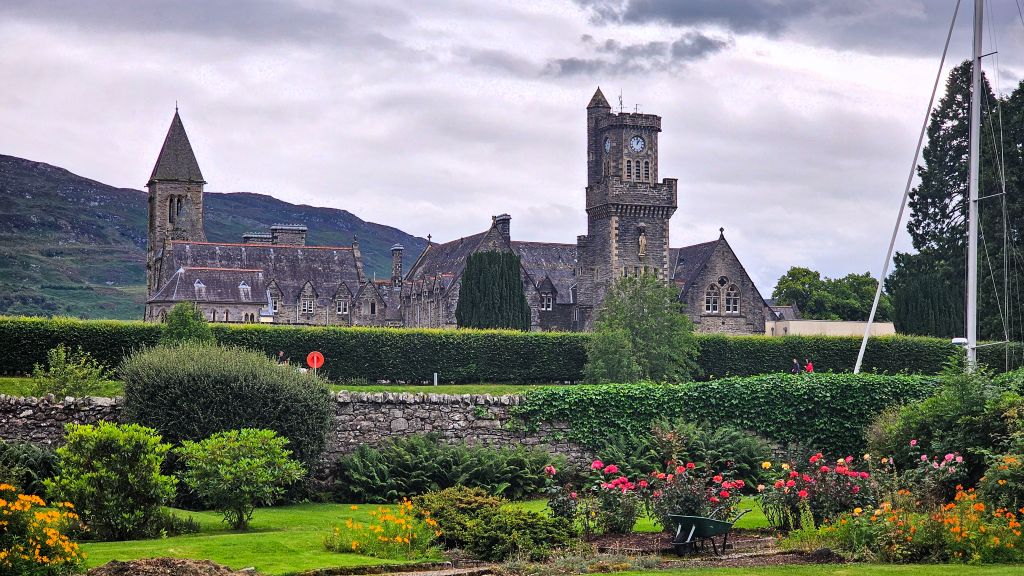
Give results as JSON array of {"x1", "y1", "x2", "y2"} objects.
[
  {"x1": 588, "y1": 87, "x2": 611, "y2": 109},
  {"x1": 403, "y1": 230, "x2": 492, "y2": 297},
  {"x1": 669, "y1": 239, "x2": 720, "y2": 297},
  {"x1": 148, "y1": 267, "x2": 266, "y2": 303},
  {"x1": 513, "y1": 241, "x2": 577, "y2": 304},
  {"x1": 149, "y1": 110, "x2": 205, "y2": 184}
]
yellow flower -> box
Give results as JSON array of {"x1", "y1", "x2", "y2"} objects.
[
  {"x1": 350, "y1": 505, "x2": 359, "y2": 510},
  {"x1": 781, "y1": 463, "x2": 791, "y2": 471},
  {"x1": 853, "y1": 508, "x2": 863, "y2": 516},
  {"x1": 761, "y1": 461, "x2": 772, "y2": 469}
]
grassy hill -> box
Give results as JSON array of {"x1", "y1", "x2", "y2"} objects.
[{"x1": 0, "y1": 154, "x2": 427, "y2": 320}]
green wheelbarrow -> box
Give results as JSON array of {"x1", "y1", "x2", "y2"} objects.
[{"x1": 668, "y1": 509, "x2": 751, "y2": 556}]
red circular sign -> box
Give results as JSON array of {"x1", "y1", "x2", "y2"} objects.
[{"x1": 306, "y1": 351, "x2": 324, "y2": 369}]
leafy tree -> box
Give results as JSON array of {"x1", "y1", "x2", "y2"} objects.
[
  {"x1": 585, "y1": 274, "x2": 699, "y2": 383},
  {"x1": 45, "y1": 422, "x2": 177, "y2": 541},
  {"x1": 177, "y1": 428, "x2": 305, "y2": 530},
  {"x1": 161, "y1": 301, "x2": 214, "y2": 344},
  {"x1": 889, "y1": 61, "x2": 1022, "y2": 339},
  {"x1": 771, "y1": 267, "x2": 891, "y2": 321},
  {"x1": 30, "y1": 343, "x2": 108, "y2": 397},
  {"x1": 455, "y1": 251, "x2": 531, "y2": 330}
]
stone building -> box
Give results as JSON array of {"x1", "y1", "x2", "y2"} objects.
[{"x1": 144, "y1": 90, "x2": 770, "y2": 333}]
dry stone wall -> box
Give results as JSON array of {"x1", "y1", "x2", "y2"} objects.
[{"x1": 0, "y1": 392, "x2": 590, "y2": 470}]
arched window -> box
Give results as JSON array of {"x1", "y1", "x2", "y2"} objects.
[
  {"x1": 725, "y1": 285, "x2": 740, "y2": 314},
  {"x1": 370, "y1": 301, "x2": 377, "y2": 315},
  {"x1": 159, "y1": 310, "x2": 167, "y2": 323},
  {"x1": 224, "y1": 309, "x2": 230, "y2": 322},
  {"x1": 625, "y1": 160, "x2": 632, "y2": 180},
  {"x1": 211, "y1": 309, "x2": 217, "y2": 321},
  {"x1": 643, "y1": 160, "x2": 650, "y2": 181},
  {"x1": 634, "y1": 160, "x2": 641, "y2": 181},
  {"x1": 168, "y1": 198, "x2": 174, "y2": 223},
  {"x1": 704, "y1": 285, "x2": 720, "y2": 314}
]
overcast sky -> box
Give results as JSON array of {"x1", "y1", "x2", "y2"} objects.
[{"x1": 2, "y1": 0, "x2": 1023, "y2": 291}]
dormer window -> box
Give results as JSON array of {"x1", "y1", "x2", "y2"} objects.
[
  {"x1": 272, "y1": 298, "x2": 279, "y2": 313},
  {"x1": 238, "y1": 281, "x2": 251, "y2": 301},
  {"x1": 193, "y1": 279, "x2": 206, "y2": 299},
  {"x1": 301, "y1": 296, "x2": 315, "y2": 315},
  {"x1": 370, "y1": 301, "x2": 377, "y2": 315},
  {"x1": 541, "y1": 294, "x2": 553, "y2": 311},
  {"x1": 337, "y1": 300, "x2": 349, "y2": 314}
]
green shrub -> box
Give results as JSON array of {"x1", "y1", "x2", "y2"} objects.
[
  {"x1": 331, "y1": 434, "x2": 561, "y2": 503},
  {"x1": 161, "y1": 302, "x2": 214, "y2": 345},
  {"x1": 0, "y1": 439, "x2": 58, "y2": 496},
  {"x1": 177, "y1": 428, "x2": 306, "y2": 530},
  {"x1": 44, "y1": 422, "x2": 177, "y2": 541},
  {"x1": 978, "y1": 454, "x2": 1024, "y2": 513},
  {"x1": 513, "y1": 374, "x2": 938, "y2": 458},
  {"x1": 411, "y1": 486, "x2": 505, "y2": 549},
  {"x1": 120, "y1": 342, "x2": 332, "y2": 465},
  {"x1": 8, "y1": 315, "x2": 1021, "y2": 382},
  {"x1": 29, "y1": 344, "x2": 109, "y2": 398},
  {"x1": 866, "y1": 362, "x2": 1024, "y2": 484},
  {"x1": 464, "y1": 508, "x2": 573, "y2": 561}
]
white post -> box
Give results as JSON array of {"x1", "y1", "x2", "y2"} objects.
[
  {"x1": 966, "y1": 0, "x2": 983, "y2": 370},
  {"x1": 433, "y1": 372, "x2": 438, "y2": 386}
]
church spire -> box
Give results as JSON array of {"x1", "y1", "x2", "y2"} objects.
[
  {"x1": 148, "y1": 109, "x2": 205, "y2": 185},
  {"x1": 587, "y1": 87, "x2": 611, "y2": 109}
]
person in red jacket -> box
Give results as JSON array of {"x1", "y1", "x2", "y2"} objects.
[{"x1": 804, "y1": 358, "x2": 814, "y2": 373}]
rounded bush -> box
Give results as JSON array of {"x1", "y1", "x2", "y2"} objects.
[{"x1": 120, "y1": 342, "x2": 332, "y2": 465}]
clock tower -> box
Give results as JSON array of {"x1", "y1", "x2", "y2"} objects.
[{"x1": 575, "y1": 87, "x2": 678, "y2": 328}]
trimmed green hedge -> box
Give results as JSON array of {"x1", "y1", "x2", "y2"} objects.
[
  {"x1": 510, "y1": 374, "x2": 940, "y2": 457},
  {"x1": 1, "y1": 316, "x2": 1019, "y2": 382}
]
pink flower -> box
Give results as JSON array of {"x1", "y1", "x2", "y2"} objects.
[
  {"x1": 859, "y1": 471, "x2": 870, "y2": 479},
  {"x1": 955, "y1": 455, "x2": 963, "y2": 463},
  {"x1": 819, "y1": 466, "x2": 830, "y2": 473},
  {"x1": 786, "y1": 479, "x2": 796, "y2": 488},
  {"x1": 603, "y1": 464, "x2": 619, "y2": 475},
  {"x1": 789, "y1": 471, "x2": 799, "y2": 478},
  {"x1": 774, "y1": 480, "x2": 785, "y2": 489},
  {"x1": 910, "y1": 439, "x2": 918, "y2": 447},
  {"x1": 757, "y1": 484, "x2": 766, "y2": 492},
  {"x1": 719, "y1": 490, "x2": 731, "y2": 498},
  {"x1": 591, "y1": 460, "x2": 604, "y2": 470},
  {"x1": 845, "y1": 456, "x2": 854, "y2": 464},
  {"x1": 570, "y1": 492, "x2": 577, "y2": 500},
  {"x1": 709, "y1": 496, "x2": 720, "y2": 504},
  {"x1": 852, "y1": 485, "x2": 861, "y2": 494},
  {"x1": 656, "y1": 473, "x2": 666, "y2": 480},
  {"x1": 653, "y1": 490, "x2": 663, "y2": 498},
  {"x1": 544, "y1": 465, "x2": 557, "y2": 476},
  {"x1": 797, "y1": 489, "x2": 809, "y2": 499},
  {"x1": 809, "y1": 453, "x2": 822, "y2": 464},
  {"x1": 639, "y1": 480, "x2": 648, "y2": 489},
  {"x1": 676, "y1": 465, "x2": 686, "y2": 474},
  {"x1": 686, "y1": 462, "x2": 695, "y2": 470},
  {"x1": 712, "y1": 475, "x2": 723, "y2": 483},
  {"x1": 944, "y1": 453, "x2": 954, "y2": 462},
  {"x1": 735, "y1": 480, "x2": 746, "y2": 488},
  {"x1": 921, "y1": 454, "x2": 928, "y2": 462}
]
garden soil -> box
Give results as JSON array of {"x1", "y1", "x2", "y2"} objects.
[{"x1": 88, "y1": 558, "x2": 255, "y2": 576}]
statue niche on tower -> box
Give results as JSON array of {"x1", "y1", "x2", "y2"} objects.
[{"x1": 637, "y1": 224, "x2": 647, "y2": 258}]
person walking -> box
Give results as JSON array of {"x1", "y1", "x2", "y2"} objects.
[
  {"x1": 790, "y1": 358, "x2": 802, "y2": 374},
  {"x1": 804, "y1": 358, "x2": 814, "y2": 373},
  {"x1": 277, "y1": 350, "x2": 288, "y2": 365}
]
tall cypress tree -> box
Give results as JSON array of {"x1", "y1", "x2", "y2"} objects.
[
  {"x1": 889, "y1": 60, "x2": 1020, "y2": 339},
  {"x1": 455, "y1": 251, "x2": 531, "y2": 330}
]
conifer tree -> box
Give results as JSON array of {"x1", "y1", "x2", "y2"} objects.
[{"x1": 455, "y1": 251, "x2": 531, "y2": 330}]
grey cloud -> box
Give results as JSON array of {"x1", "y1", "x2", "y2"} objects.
[
  {"x1": 545, "y1": 31, "x2": 731, "y2": 76},
  {"x1": 578, "y1": 0, "x2": 812, "y2": 35}
]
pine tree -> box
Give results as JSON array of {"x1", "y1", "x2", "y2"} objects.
[{"x1": 455, "y1": 251, "x2": 531, "y2": 330}]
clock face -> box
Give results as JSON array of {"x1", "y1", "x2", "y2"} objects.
[
  {"x1": 603, "y1": 138, "x2": 611, "y2": 153},
  {"x1": 629, "y1": 135, "x2": 646, "y2": 153}
]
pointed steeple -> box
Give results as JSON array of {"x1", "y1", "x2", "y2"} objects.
[
  {"x1": 148, "y1": 109, "x2": 205, "y2": 185},
  {"x1": 587, "y1": 87, "x2": 610, "y2": 109}
]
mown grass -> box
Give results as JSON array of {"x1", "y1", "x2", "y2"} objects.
[
  {"x1": 0, "y1": 376, "x2": 122, "y2": 397},
  {"x1": 80, "y1": 503, "x2": 415, "y2": 575}
]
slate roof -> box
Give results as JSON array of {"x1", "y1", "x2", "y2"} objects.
[
  {"x1": 513, "y1": 241, "x2": 577, "y2": 304},
  {"x1": 149, "y1": 267, "x2": 266, "y2": 304},
  {"x1": 669, "y1": 239, "x2": 721, "y2": 298},
  {"x1": 403, "y1": 231, "x2": 488, "y2": 296},
  {"x1": 152, "y1": 240, "x2": 362, "y2": 305},
  {"x1": 149, "y1": 111, "x2": 205, "y2": 184},
  {"x1": 766, "y1": 300, "x2": 802, "y2": 321},
  {"x1": 588, "y1": 87, "x2": 611, "y2": 109}
]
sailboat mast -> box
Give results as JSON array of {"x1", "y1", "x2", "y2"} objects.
[{"x1": 966, "y1": 0, "x2": 983, "y2": 367}]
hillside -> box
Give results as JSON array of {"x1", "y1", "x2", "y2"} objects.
[{"x1": 0, "y1": 154, "x2": 427, "y2": 320}]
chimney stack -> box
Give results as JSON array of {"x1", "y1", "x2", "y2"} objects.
[
  {"x1": 270, "y1": 224, "x2": 307, "y2": 246},
  {"x1": 391, "y1": 244, "x2": 404, "y2": 288},
  {"x1": 492, "y1": 213, "x2": 511, "y2": 243}
]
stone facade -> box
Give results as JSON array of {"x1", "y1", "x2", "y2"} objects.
[
  {"x1": 142, "y1": 89, "x2": 769, "y2": 334},
  {"x1": 0, "y1": 393, "x2": 592, "y2": 472}
]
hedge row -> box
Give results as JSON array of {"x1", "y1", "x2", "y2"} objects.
[
  {"x1": 0, "y1": 316, "x2": 1020, "y2": 382},
  {"x1": 510, "y1": 374, "x2": 940, "y2": 457}
]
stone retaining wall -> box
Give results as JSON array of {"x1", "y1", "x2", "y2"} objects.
[{"x1": 0, "y1": 392, "x2": 590, "y2": 471}]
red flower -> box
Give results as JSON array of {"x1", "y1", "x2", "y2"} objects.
[
  {"x1": 721, "y1": 481, "x2": 734, "y2": 490},
  {"x1": 656, "y1": 473, "x2": 666, "y2": 480},
  {"x1": 653, "y1": 490, "x2": 663, "y2": 498},
  {"x1": 591, "y1": 460, "x2": 604, "y2": 470},
  {"x1": 809, "y1": 453, "x2": 822, "y2": 464},
  {"x1": 789, "y1": 471, "x2": 799, "y2": 478},
  {"x1": 709, "y1": 496, "x2": 720, "y2": 504},
  {"x1": 676, "y1": 465, "x2": 686, "y2": 474},
  {"x1": 603, "y1": 464, "x2": 619, "y2": 475},
  {"x1": 786, "y1": 480, "x2": 796, "y2": 488},
  {"x1": 686, "y1": 462, "x2": 695, "y2": 470},
  {"x1": 719, "y1": 490, "x2": 731, "y2": 498},
  {"x1": 798, "y1": 489, "x2": 809, "y2": 499},
  {"x1": 802, "y1": 474, "x2": 812, "y2": 483},
  {"x1": 852, "y1": 485, "x2": 860, "y2": 494},
  {"x1": 774, "y1": 480, "x2": 784, "y2": 489},
  {"x1": 735, "y1": 479, "x2": 746, "y2": 488},
  {"x1": 859, "y1": 471, "x2": 869, "y2": 479},
  {"x1": 570, "y1": 492, "x2": 577, "y2": 499},
  {"x1": 544, "y1": 465, "x2": 557, "y2": 476},
  {"x1": 712, "y1": 475, "x2": 723, "y2": 483},
  {"x1": 639, "y1": 480, "x2": 649, "y2": 488},
  {"x1": 819, "y1": 466, "x2": 830, "y2": 473}
]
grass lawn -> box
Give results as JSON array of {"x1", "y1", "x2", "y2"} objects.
[
  {"x1": 80, "y1": 503, "x2": 421, "y2": 575},
  {"x1": 618, "y1": 566, "x2": 1023, "y2": 576},
  {"x1": 0, "y1": 376, "x2": 122, "y2": 397},
  {"x1": 510, "y1": 496, "x2": 770, "y2": 531}
]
